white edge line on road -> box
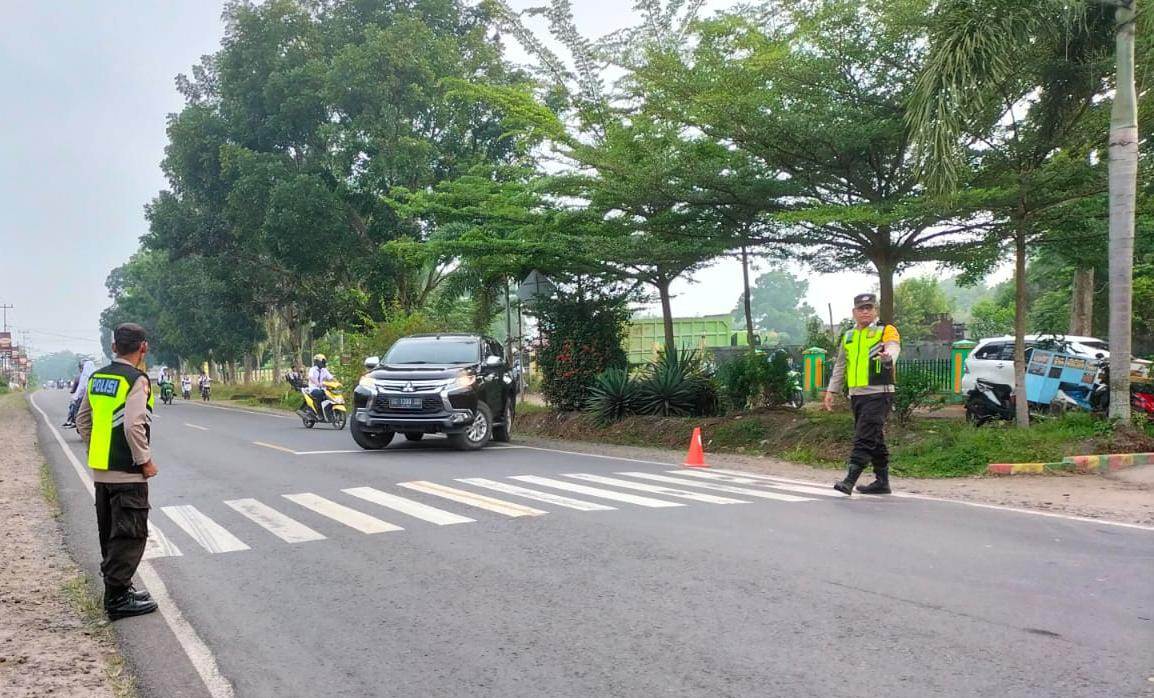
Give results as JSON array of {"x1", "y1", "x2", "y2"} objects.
[
  {"x1": 28, "y1": 393, "x2": 237, "y2": 698},
  {"x1": 518, "y1": 443, "x2": 1154, "y2": 533},
  {"x1": 184, "y1": 423, "x2": 209, "y2": 431}
]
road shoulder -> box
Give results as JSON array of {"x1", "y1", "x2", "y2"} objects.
[
  {"x1": 518, "y1": 435, "x2": 1154, "y2": 526},
  {"x1": 0, "y1": 393, "x2": 132, "y2": 697}
]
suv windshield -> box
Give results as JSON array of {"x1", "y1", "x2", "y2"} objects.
[{"x1": 384, "y1": 338, "x2": 479, "y2": 365}]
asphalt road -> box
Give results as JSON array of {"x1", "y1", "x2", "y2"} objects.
[{"x1": 29, "y1": 390, "x2": 1154, "y2": 697}]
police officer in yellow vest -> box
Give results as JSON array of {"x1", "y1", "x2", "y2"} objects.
[
  {"x1": 76, "y1": 323, "x2": 160, "y2": 620},
  {"x1": 823, "y1": 294, "x2": 901, "y2": 495}
]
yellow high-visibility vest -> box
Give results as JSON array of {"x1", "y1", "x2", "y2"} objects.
[
  {"x1": 843, "y1": 324, "x2": 900, "y2": 388},
  {"x1": 86, "y1": 362, "x2": 152, "y2": 472}
]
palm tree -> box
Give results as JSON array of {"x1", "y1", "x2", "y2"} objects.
[{"x1": 908, "y1": 0, "x2": 1141, "y2": 424}]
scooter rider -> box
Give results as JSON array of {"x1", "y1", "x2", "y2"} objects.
[
  {"x1": 180, "y1": 375, "x2": 192, "y2": 400},
  {"x1": 63, "y1": 359, "x2": 97, "y2": 428},
  {"x1": 307, "y1": 354, "x2": 335, "y2": 418}
]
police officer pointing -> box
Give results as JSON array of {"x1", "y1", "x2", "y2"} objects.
[
  {"x1": 823, "y1": 294, "x2": 901, "y2": 495},
  {"x1": 76, "y1": 323, "x2": 159, "y2": 619}
]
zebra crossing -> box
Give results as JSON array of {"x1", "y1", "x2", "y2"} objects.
[{"x1": 142, "y1": 469, "x2": 837, "y2": 560}]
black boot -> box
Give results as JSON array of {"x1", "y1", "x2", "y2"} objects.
[
  {"x1": 833, "y1": 463, "x2": 866, "y2": 495},
  {"x1": 105, "y1": 590, "x2": 158, "y2": 621},
  {"x1": 127, "y1": 585, "x2": 152, "y2": 603},
  {"x1": 856, "y1": 466, "x2": 891, "y2": 494}
]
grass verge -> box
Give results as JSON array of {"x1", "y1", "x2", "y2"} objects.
[
  {"x1": 209, "y1": 383, "x2": 300, "y2": 411},
  {"x1": 61, "y1": 575, "x2": 138, "y2": 698},
  {"x1": 518, "y1": 409, "x2": 1152, "y2": 478},
  {"x1": 39, "y1": 460, "x2": 61, "y2": 517}
]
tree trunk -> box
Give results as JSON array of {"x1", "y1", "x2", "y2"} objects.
[
  {"x1": 1013, "y1": 226, "x2": 1031, "y2": 427},
  {"x1": 271, "y1": 312, "x2": 282, "y2": 382},
  {"x1": 657, "y1": 278, "x2": 676, "y2": 359},
  {"x1": 740, "y1": 246, "x2": 755, "y2": 349},
  {"x1": 504, "y1": 277, "x2": 514, "y2": 364},
  {"x1": 1108, "y1": 0, "x2": 1138, "y2": 421},
  {"x1": 1069, "y1": 266, "x2": 1095, "y2": 336},
  {"x1": 876, "y1": 260, "x2": 895, "y2": 325}
]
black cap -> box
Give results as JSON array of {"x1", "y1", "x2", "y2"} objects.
[{"x1": 853, "y1": 293, "x2": 877, "y2": 308}]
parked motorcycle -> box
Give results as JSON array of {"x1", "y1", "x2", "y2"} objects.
[
  {"x1": 964, "y1": 379, "x2": 1015, "y2": 426},
  {"x1": 298, "y1": 380, "x2": 347, "y2": 430}
]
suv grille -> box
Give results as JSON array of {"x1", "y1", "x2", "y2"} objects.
[{"x1": 372, "y1": 396, "x2": 444, "y2": 414}]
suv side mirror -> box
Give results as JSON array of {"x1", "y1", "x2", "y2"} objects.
[
  {"x1": 484, "y1": 355, "x2": 504, "y2": 368},
  {"x1": 364, "y1": 356, "x2": 380, "y2": 370}
]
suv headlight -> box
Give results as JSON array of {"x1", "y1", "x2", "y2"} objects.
[
  {"x1": 451, "y1": 374, "x2": 476, "y2": 390},
  {"x1": 358, "y1": 375, "x2": 377, "y2": 391}
]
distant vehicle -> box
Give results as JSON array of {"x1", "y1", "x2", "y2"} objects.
[
  {"x1": 351, "y1": 334, "x2": 516, "y2": 451},
  {"x1": 960, "y1": 335, "x2": 1109, "y2": 394}
]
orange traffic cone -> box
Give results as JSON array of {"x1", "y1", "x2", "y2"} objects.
[{"x1": 684, "y1": 427, "x2": 708, "y2": 468}]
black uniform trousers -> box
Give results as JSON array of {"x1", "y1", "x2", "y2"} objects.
[
  {"x1": 94, "y1": 482, "x2": 150, "y2": 601},
  {"x1": 849, "y1": 393, "x2": 893, "y2": 471}
]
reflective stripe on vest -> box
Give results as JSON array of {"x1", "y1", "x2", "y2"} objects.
[
  {"x1": 842, "y1": 325, "x2": 895, "y2": 388},
  {"x1": 86, "y1": 363, "x2": 151, "y2": 472}
]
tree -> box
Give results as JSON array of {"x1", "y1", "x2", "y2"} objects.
[
  {"x1": 969, "y1": 299, "x2": 1016, "y2": 340},
  {"x1": 469, "y1": 0, "x2": 747, "y2": 355},
  {"x1": 893, "y1": 277, "x2": 954, "y2": 339},
  {"x1": 908, "y1": 0, "x2": 1124, "y2": 425},
  {"x1": 637, "y1": 0, "x2": 994, "y2": 323},
  {"x1": 730, "y1": 270, "x2": 816, "y2": 343},
  {"x1": 136, "y1": 0, "x2": 525, "y2": 364}
]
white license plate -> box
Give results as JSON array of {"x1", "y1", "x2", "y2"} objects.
[{"x1": 388, "y1": 397, "x2": 424, "y2": 409}]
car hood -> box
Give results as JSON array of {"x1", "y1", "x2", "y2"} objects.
[{"x1": 367, "y1": 365, "x2": 472, "y2": 381}]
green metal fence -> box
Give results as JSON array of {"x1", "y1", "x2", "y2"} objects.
[
  {"x1": 814, "y1": 357, "x2": 955, "y2": 393},
  {"x1": 896, "y1": 359, "x2": 954, "y2": 393}
]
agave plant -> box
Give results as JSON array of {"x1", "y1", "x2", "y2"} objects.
[
  {"x1": 636, "y1": 350, "x2": 702, "y2": 417},
  {"x1": 587, "y1": 368, "x2": 640, "y2": 423}
]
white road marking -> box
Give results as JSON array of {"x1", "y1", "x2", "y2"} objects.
[
  {"x1": 225, "y1": 499, "x2": 326, "y2": 543},
  {"x1": 509, "y1": 475, "x2": 684, "y2": 508},
  {"x1": 28, "y1": 393, "x2": 232, "y2": 697},
  {"x1": 708, "y1": 468, "x2": 841, "y2": 488},
  {"x1": 282, "y1": 493, "x2": 403, "y2": 534},
  {"x1": 563, "y1": 473, "x2": 750, "y2": 504},
  {"x1": 456, "y1": 478, "x2": 616, "y2": 511},
  {"x1": 398, "y1": 481, "x2": 547, "y2": 517},
  {"x1": 161, "y1": 506, "x2": 251, "y2": 553},
  {"x1": 342, "y1": 487, "x2": 475, "y2": 525},
  {"x1": 184, "y1": 423, "x2": 209, "y2": 431},
  {"x1": 615, "y1": 472, "x2": 813, "y2": 503},
  {"x1": 670, "y1": 470, "x2": 845, "y2": 498},
  {"x1": 295, "y1": 449, "x2": 371, "y2": 455},
  {"x1": 253, "y1": 441, "x2": 298, "y2": 454},
  {"x1": 143, "y1": 523, "x2": 184, "y2": 559}
]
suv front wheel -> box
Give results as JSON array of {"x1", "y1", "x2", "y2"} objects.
[
  {"x1": 351, "y1": 419, "x2": 394, "y2": 450},
  {"x1": 449, "y1": 403, "x2": 492, "y2": 451}
]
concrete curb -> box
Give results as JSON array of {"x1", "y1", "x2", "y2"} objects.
[{"x1": 987, "y1": 452, "x2": 1154, "y2": 476}]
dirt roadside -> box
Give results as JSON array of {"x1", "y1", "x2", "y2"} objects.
[
  {"x1": 519, "y1": 436, "x2": 1154, "y2": 526},
  {"x1": 0, "y1": 393, "x2": 131, "y2": 697}
]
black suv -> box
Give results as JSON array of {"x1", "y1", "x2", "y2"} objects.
[{"x1": 350, "y1": 334, "x2": 516, "y2": 451}]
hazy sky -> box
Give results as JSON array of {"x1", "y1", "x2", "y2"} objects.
[{"x1": 2, "y1": 0, "x2": 951, "y2": 358}]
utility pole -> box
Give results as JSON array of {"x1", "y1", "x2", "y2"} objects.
[{"x1": 0, "y1": 304, "x2": 13, "y2": 332}]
